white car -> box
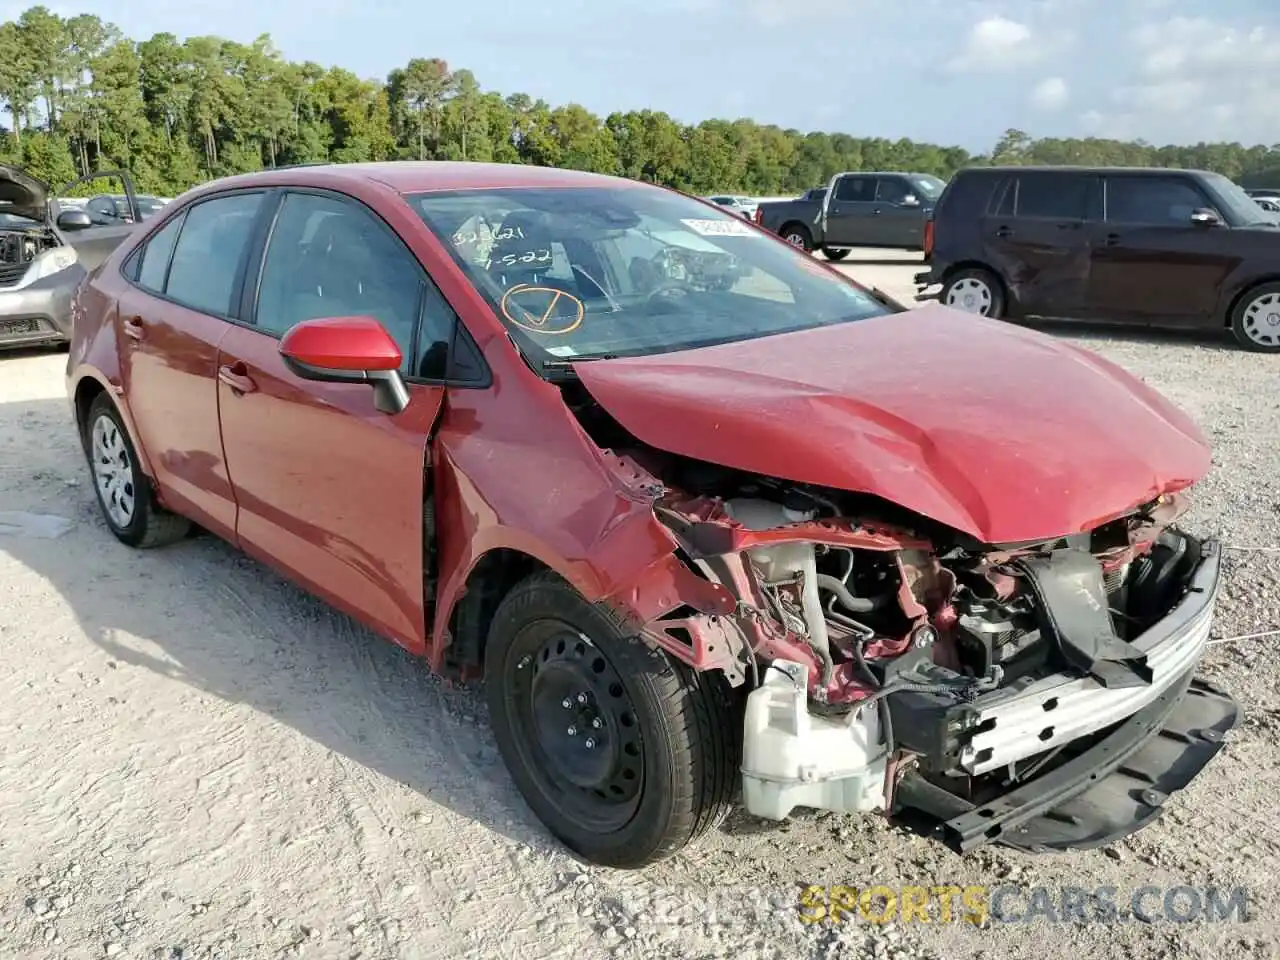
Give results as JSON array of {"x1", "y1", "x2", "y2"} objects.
[{"x1": 703, "y1": 195, "x2": 758, "y2": 219}]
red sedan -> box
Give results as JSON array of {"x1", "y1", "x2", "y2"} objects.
[{"x1": 66, "y1": 161, "x2": 1238, "y2": 869}]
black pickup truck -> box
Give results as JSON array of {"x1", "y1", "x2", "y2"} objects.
[{"x1": 755, "y1": 172, "x2": 945, "y2": 259}]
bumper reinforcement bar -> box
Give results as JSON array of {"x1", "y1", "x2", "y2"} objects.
[{"x1": 893, "y1": 668, "x2": 1240, "y2": 854}]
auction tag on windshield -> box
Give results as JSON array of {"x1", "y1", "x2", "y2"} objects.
[{"x1": 680, "y1": 218, "x2": 757, "y2": 237}]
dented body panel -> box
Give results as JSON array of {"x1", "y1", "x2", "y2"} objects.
[{"x1": 574, "y1": 305, "x2": 1211, "y2": 545}]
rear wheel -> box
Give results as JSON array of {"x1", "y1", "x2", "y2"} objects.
[
  {"x1": 485, "y1": 572, "x2": 739, "y2": 869},
  {"x1": 941, "y1": 267, "x2": 1005, "y2": 318},
  {"x1": 1229, "y1": 282, "x2": 1280, "y2": 352},
  {"x1": 84, "y1": 394, "x2": 190, "y2": 548},
  {"x1": 822, "y1": 248, "x2": 850, "y2": 262},
  {"x1": 780, "y1": 223, "x2": 813, "y2": 252}
]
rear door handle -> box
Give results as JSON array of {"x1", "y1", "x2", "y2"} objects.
[
  {"x1": 994, "y1": 226, "x2": 1013, "y2": 238},
  {"x1": 1104, "y1": 233, "x2": 1121, "y2": 247},
  {"x1": 122, "y1": 316, "x2": 145, "y2": 341},
  {"x1": 218, "y1": 362, "x2": 257, "y2": 395}
]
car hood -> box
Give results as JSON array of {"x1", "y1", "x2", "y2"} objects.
[
  {"x1": 573, "y1": 305, "x2": 1212, "y2": 545},
  {"x1": 0, "y1": 164, "x2": 49, "y2": 224}
]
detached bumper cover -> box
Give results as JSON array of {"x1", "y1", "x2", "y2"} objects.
[{"x1": 894, "y1": 669, "x2": 1240, "y2": 853}]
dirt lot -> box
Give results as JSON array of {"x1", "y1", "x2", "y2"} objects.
[{"x1": 1, "y1": 250, "x2": 1278, "y2": 960}]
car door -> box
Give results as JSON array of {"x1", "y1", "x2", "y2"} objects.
[
  {"x1": 115, "y1": 191, "x2": 268, "y2": 541},
  {"x1": 1083, "y1": 174, "x2": 1241, "y2": 325},
  {"x1": 871, "y1": 176, "x2": 924, "y2": 247},
  {"x1": 822, "y1": 175, "x2": 877, "y2": 246},
  {"x1": 214, "y1": 188, "x2": 454, "y2": 648},
  {"x1": 982, "y1": 170, "x2": 1096, "y2": 318}
]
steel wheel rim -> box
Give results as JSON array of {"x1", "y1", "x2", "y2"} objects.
[
  {"x1": 1241, "y1": 291, "x2": 1280, "y2": 347},
  {"x1": 945, "y1": 277, "x2": 993, "y2": 314},
  {"x1": 90, "y1": 414, "x2": 135, "y2": 527},
  {"x1": 506, "y1": 620, "x2": 645, "y2": 831}
]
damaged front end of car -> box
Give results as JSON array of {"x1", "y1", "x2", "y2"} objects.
[{"x1": 603, "y1": 464, "x2": 1240, "y2": 855}]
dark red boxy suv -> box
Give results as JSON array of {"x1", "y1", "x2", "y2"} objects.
[{"x1": 66, "y1": 161, "x2": 1237, "y2": 869}]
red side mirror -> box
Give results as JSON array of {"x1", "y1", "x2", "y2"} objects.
[
  {"x1": 279, "y1": 316, "x2": 409, "y2": 415},
  {"x1": 279, "y1": 315, "x2": 402, "y2": 372}
]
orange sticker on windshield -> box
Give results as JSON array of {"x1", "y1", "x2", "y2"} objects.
[{"x1": 500, "y1": 284, "x2": 584, "y2": 335}]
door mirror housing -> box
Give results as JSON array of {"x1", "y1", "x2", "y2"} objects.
[
  {"x1": 279, "y1": 315, "x2": 410, "y2": 415},
  {"x1": 56, "y1": 209, "x2": 93, "y2": 231},
  {"x1": 1190, "y1": 207, "x2": 1223, "y2": 226}
]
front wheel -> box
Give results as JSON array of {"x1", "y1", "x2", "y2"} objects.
[
  {"x1": 1229, "y1": 282, "x2": 1280, "y2": 352},
  {"x1": 485, "y1": 572, "x2": 739, "y2": 869},
  {"x1": 940, "y1": 267, "x2": 1006, "y2": 318},
  {"x1": 822, "y1": 248, "x2": 850, "y2": 262}
]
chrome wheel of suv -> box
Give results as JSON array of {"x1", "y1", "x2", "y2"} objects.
[
  {"x1": 944, "y1": 276, "x2": 993, "y2": 314},
  {"x1": 1233, "y1": 286, "x2": 1280, "y2": 352},
  {"x1": 940, "y1": 267, "x2": 1005, "y2": 319}
]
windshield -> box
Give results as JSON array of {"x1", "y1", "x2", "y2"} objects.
[
  {"x1": 910, "y1": 175, "x2": 946, "y2": 199},
  {"x1": 1204, "y1": 173, "x2": 1273, "y2": 225},
  {"x1": 409, "y1": 185, "x2": 891, "y2": 369}
]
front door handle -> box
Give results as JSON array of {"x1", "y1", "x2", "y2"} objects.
[
  {"x1": 218, "y1": 362, "x2": 257, "y2": 395},
  {"x1": 1104, "y1": 233, "x2": 1121, "y2": 247},
  {"x1": 871, "y1": 208, "x2": 882, "y2": 215},
  {"x1": 122, "y1": 316, "x2": 145, "y2": 341},
  {"x1": 994, "y1": 226, "x2": 1013, "y2": 238}
]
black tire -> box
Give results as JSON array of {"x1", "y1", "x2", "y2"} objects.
[
  {"x1": 940, "y1": 266, "x2": 1006, "y2": 319},
  {"x1": 779, "y1": 223, "x2": 813, "y2": 252},
  {"x1": 83, "y1": 394, "x2": 191, "y2": 548},
  {"x1": 485, "y1": 572, "x2": 739, "y2": 869},
  {"x1": 822, "y1": 248, "x2": 850, "y2": 262},
  {"x1": 1228, "y1": 282, "x2": 1280, "y2": 352}
]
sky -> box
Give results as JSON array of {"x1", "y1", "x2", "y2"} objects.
[{"x1": 7, "y1": 0, "x2": 1280, "y2": 154}]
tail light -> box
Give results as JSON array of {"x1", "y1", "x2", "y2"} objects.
[
  {"x1": 753, "y1": 208, "x2": 763, "y2": 225},
  {"x1": 923, "y1": 218, "x2": 935, "y2": 259}
]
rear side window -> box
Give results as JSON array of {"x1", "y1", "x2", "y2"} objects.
[
  {"x1": 834, "y1": 177, "x2": 875, "y2": 202},
  {"x1": 1105, "y1": 177, "x2": 1210, "y2": 225},
  {"x1": 164, "y1": 193, "x2": 264, "y2": 317},
  {"x1": 136, "y1": 215, "x2": 183, "y2": 293},
  {"x1": 936, "y1": 173, "x2": 1001, "y2": 220},
  {"x1": 1011, "y1": 172, "x2": 1091, "y2": 219}
]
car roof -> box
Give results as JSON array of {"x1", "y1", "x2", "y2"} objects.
[
  {"x1": 957, "y1": 165, "x2": 1215, "y2": 177},
  {"x1": 190, "y1": 161, "x2": 646, "y2": 198}
]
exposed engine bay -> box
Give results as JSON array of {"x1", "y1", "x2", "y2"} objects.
[
  {"x1": 0, "y1": 226, "x2": 59, "y2": 285},
  {"x1": 563, "y1": 380, "x2": 1228, "y2": 845}
]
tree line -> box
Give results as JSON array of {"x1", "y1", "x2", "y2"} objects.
[{"x1": 3, "y1": 5, "x2": 1280, "y2": 199}]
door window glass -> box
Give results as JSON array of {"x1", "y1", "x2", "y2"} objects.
[
  {"x1": 1014, "y1": 173, "x2": 1089, "y2": 219},
  {"x1": 1106, "y1": 177, "x2": 1211, "y2": 225},
  {"x1": 164, "y1": 193, "x2": 264, "y2": 316},
  {"x1": 255, "y1": 191, "x2": 453, "y2": 378},
  {"x1": 136, "y1": 214, "x2": 184, "y2": 293},
  {"x1": 834, "y1": 177, "x2": 875, "y2": 202}
]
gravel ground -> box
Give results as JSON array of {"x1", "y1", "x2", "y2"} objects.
[{"x1": 0, "y1": 251, "x2": 1277, "y2": 960}]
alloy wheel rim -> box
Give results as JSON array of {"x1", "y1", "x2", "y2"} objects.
[
  {"x1": 946, "y1": 277, "x2": 993, "y2": 315},
  {"x1": 785, "y1": 233, "x2": 806, "y2": 248},
  {"x1": 508, "y1": 621, "x2": 645, "y2": 831},
  {"x1": 1241, "y1": 292, "x2": 1280, "y2": 347},
  {"x1": 90, "y1": 414, "x2": 136, "y2": 528}
]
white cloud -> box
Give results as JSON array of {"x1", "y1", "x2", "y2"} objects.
[
  {"x1": 1088, "y1": 16, "x2": 1280, "y2": 143},
  {"x1": 948, "y1": 17, "x2": 1041, "y2": 72},
  {"x1": 1030, "y1": 76, "x2": 1069, "y2": 111}
]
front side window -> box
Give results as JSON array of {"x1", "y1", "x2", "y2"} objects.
[
  {"x1": 875, "y1": 178, "x2": 911, "y2": 203},
  {"x1": 409, "y1": 184, "x2": 890, "y2": 371},
  {"x1": 1105, "y1": 177, "x2": 1209, "y2": 226},
  {"x1": 164, "y1": 193, "x2": 263, "y2": 317},
  {"x1": 255, "y1": 191, "x2": 453, "y2": 378}
]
